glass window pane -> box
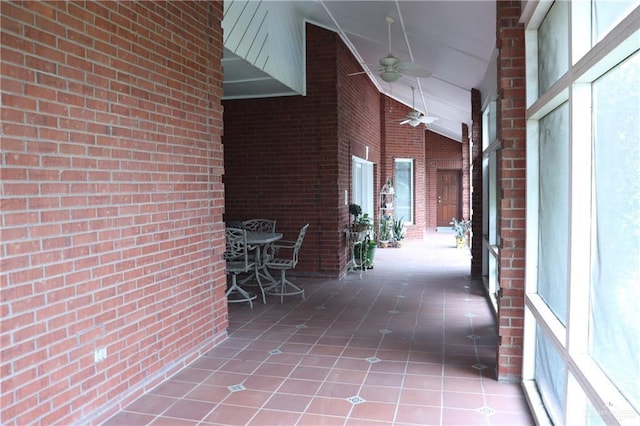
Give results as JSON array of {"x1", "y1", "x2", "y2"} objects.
[
  {"x1": 353, "y1": 158, "x2": 374, "y2": 218},
  {"x1": 394, "y1": 159, "x2": 413, "y2": 223},
  {"x1": 538, "y1": 102, "x2": 569, "y2": 325},
  {"x1": 585, "y1": 398, "x2": 607, "y2": 426},
  {"x1": 535, "y1": 325, "x2": 567, "y2": 423},
  {"x1": 592, "y1": 0, "x2": 639, "y2": 44},
  {"x1": 538, "y1": 0, "x2": 569, "y2": 94},
  {"x1": 567, "y1": 373, "x2": 607, "y2": 425},
  {"x1": 590, "y1": 51, "x2": 640, "y2": 412}
]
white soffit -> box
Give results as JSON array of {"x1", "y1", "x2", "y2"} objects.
[{"x1": 223, "y1": 0, "x2": 306, "y2": 99}]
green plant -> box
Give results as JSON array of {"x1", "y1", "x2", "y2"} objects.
[
  {"x1": 349, "y1": 203, "x2": 362, "y2": 225},
  {"x1": 450, "y1": 217, "x2": 471, "y2": 239},
  {"x1": 358, "y1": 213, "x2": 372, "y2": 229},
  {"x1": 379, "y1": 217, "x2": 392, "y2": 241},
  {"x1": 392, "y1": 217, "x2": 406, "y2": 241}
]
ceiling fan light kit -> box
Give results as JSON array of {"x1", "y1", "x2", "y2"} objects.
[{"x1": 381, "y1": 71, "x2": 401, "y2": 83}]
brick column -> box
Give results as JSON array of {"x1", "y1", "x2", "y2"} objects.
[
  {"x1": 471, "y1": 89, "x2": 483, "y2": 276},
  {"x1": 495, "y1": 0, "x2": 526, "y2": 381},
  {"x1": 461, "y1": 123, "x2": 470, "y2": 222}
]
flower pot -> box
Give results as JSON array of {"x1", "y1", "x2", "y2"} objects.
[{"x1": 365, "y1": 241, "x2": 377, "y2": 268}]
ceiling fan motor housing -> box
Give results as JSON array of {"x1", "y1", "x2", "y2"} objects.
[{"x1": 379, "y1": 55, "x2": 399, "y2": 68}]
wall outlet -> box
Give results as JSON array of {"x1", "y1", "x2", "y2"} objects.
[{"x1": 94, "y1": 347, "x2": 107, "y2": 363}]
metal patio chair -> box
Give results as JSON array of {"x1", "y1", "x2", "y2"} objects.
[
  {"x1": 224, "y1": 227, "x2": 258, "y2": 308},
  {"x1": 264, "y1": 224, "x2": 309, "y2": 304}
]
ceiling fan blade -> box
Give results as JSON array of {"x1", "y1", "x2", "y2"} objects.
[
  {"x1": 348, "y1": 70, "x2": 368, "y2": 77},
  {"x1": 419, "y1": 116, "x2": 438, "y2": 124},
  {"x1": 399, "y1": 119, "x2": 411, "y2": 125},
  {"x1": 397, "y1": 63, "x2": 432, "y2": 79}
]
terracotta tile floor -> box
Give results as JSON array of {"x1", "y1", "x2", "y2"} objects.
[{"x1": 104, "y1": 232, "x2": 534, "y2": 425}]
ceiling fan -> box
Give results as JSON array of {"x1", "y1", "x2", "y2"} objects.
[
  {"x1": 399, "y1": 86, "x2": 438, "y2": 127},
  {"x1": 377, "y1": 16, "x2": 432, "y2": 83},
  {"x1": 349, "y1": 16, "x2": 432, "y2": 83}
]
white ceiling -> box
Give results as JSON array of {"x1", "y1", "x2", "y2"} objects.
[{"x1": 222, "y1": 1, "x2": 498, "y2": 142}]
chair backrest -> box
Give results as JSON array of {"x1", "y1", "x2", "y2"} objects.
[
  {"x1": 290, "y1": 223, "x2": 309, "y2": 266},
  {"x1": 242, "y1": 219, "x2": 276, "y2": 233},
  {"x1": 224, "y1": 228, "x2": 251, "y2": 272}
]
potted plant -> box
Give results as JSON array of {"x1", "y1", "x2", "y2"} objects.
[
  {"x1": 349, "y1": 203, "x2": 372, "y2": 232},
  {"x1": 365, "y1": 238, "x2": 377, "y2": 269},
  {"x1": 357, "y1": 213, "x2": 372, "y2": 231},
  {"x1": 351, "y1": 233, "x2": 378, "y2": 270},
  {"x1": 349, "y1": 203, "x2": 363, "y2": 230},
  {"x1": 450, "y1": 217, "x2": 471, "y2": 248},
  {"x1": 378, "y1": 216, "x2": 392, "y2": 247},
  {"x1": 392, "y1": 216, "x2": 406, "y2": 247}
]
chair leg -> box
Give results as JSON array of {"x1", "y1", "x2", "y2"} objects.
[
  {"x1": 273, "y1": 269, "x2": 305, "y2": 304},
  {"x1": 284, "y1": 273, "x2": 305, "y2": 301},
  {"x1": 226, "y1": 274, "x2": 255, "y2": 308},
  {"x1": 280, "y1": 270, "x2": 285, "y2": 304}
]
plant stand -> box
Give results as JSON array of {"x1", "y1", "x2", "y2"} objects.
[
  {"x1": 364, "y1": 240, "x2": 376, "y2": 268},
  {"x1": 378, "y1": 180, "x2": 395, "y2": 247},
  {"x1": 346, "y1": 229, "x2": 368, "y2": 277}
]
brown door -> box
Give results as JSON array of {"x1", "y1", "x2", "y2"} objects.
[{"x1": 436, "y1": 170, "x2": 460, "y2": 227}]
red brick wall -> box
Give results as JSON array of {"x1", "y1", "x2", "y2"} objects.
[
  {"x1": 223, "y1": 24, "x2": 381, "y2": 277},
  {"x1": 495, "y1": 0, "x2": 526, "y2": 381},
  {"x1": 380, "y1": 96, "x2": 426, "y2": 239},
  {"x1": 424, "y1": 131, "x2": 463, "y2": 229},
  {"x1": 337, "y1": 37, "x2": 382, "y2": 267},
  {"x1": 0, "y1": 2, "x2": 226, "y2": 424}
]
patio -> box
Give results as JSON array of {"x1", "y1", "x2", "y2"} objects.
[{"x1": 103, "y1": 231, "x2": 534, "y2": 425}]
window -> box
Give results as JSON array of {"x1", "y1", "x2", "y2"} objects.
[
  {"x1": 522, "y1": 2, "x2": 640, "y2": 424},
  {"x1": 352, "y1": 157, "x2": 374, "y2": 219},
  {"x1": 482, "y1": 101, "x2": 500, "y2": 308},
  {"x1": 393, "y1": 159, "x2": 413, "y2": 223},
  {"x1": 589, "y1": 53, "x2": 640, "y2": 413}
]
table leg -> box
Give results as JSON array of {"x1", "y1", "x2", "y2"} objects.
[{"x1": 240, "y1": 246, "x2": 272, "y2": 303}]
